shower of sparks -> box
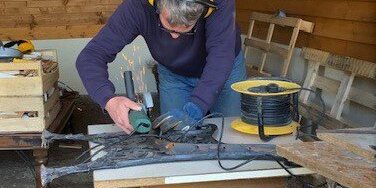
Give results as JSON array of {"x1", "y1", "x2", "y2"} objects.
[{"x1": 121, "y1": 45, "x2": 149, "y2": 93}]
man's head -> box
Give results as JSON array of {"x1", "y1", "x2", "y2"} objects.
[{"x1": 157, "y1": 0, "x2": 204, "y2": 38}]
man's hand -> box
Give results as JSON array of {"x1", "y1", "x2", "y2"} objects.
[
  {"x1": 165, "y1": 102, "x2": 204, "y2": 130},
  {"x1": 105, "y1": 96, "x2": 142, "y2": 134}
]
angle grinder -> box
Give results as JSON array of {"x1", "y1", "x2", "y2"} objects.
[{"x1": 123, "y1": 71, "x2": 152, "y2": 133}]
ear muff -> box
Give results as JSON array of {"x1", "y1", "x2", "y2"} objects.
[
  {"x1": 4, "y1": 40, "x2": 34, "y2": 54},
  {"x1": 149, "y1": 0, "x2": 217, "y2": 18},
  {"x1": 18, "y1": 40, "x2": 35, "y2": 53}
]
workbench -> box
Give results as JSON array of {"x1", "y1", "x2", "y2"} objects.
[
  {"x1": 0, "y1": 96, "x2": 76, "y2": 188},
  {"x1": 89, "y1": 117, "x2": 313, "y2": 188}
]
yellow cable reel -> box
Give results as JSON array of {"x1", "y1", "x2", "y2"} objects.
[{"x1": 231, "y1": 78, "x2": 301, "y2": 137}]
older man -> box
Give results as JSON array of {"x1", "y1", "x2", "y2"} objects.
[{"x1": 76, "y1": 0, "x2": 246, "y2": 134}]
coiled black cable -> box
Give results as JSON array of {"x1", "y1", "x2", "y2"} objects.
[{"x1": 241, "y1": 94, "x2": 293, "y2": 126}]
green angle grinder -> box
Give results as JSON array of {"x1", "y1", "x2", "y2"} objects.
[{"x1": 123, "y1": 71, "x2": 152, "y2": 133}]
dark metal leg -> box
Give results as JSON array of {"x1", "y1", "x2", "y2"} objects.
[{"x1": 33, "y1": 148, "x2": 48, "y2": 188}]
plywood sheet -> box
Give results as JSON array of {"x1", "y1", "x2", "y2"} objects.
[
  {"x1": 317, "y1": 128, "x2": 376, "y2": 161},
  {"x1": 277, "y1": 141, "x2": 376, "y2": 188}
]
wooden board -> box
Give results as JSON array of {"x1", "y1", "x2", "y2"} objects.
[
  {"x1": 112, "y1": 177, "x2": 286, "y2": 188},
  {"x1": 236, "y1": 0, "x2": 376, "y2": 63},
  {"x1": 317, "y1": 129, "x2": 376, "y2": 161},
  {"x1": 89, "y1": 123, "x2": 312, "y2": 188},
  {"x1": 277, "y1": 142, "x2": 376, "y2": 188}
]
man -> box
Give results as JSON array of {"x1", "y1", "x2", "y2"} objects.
[{"x1": 76, "y1": 0, "x2": 246, "y2": 134}]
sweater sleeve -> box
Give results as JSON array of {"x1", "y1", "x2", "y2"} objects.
[
  {"x1": 191, "y1": 0, "x2": 237, "y2": 113},
  {"x1": 76, "y1": 0, "x2": 141, "y2": 109}
]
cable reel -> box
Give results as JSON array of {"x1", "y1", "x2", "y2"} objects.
[{"x1": 231, "y1": 77, "x2": 301, "y2": 141}]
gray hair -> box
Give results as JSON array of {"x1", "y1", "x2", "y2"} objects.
[{"x1": 157, "y1": 0, "x2": 204, "y2": 27}]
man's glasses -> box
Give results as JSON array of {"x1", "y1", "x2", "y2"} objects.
[
  {"x1": 158, "y1": 21, "x2": 197, "y2": 36},
  {"x1": 156, "y1": 11, "x2": 197, "y2": 36}
]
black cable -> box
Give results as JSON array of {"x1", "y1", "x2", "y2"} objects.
[
  {"x1": 213, "y1": 113, "x2": 326, "y2": 187},
  {"x1": 58, "y1": 81, "x2": 75, "y2": 92},
  {"x1": 241, "y1": 94, "x2": 293, "y2": 126}
]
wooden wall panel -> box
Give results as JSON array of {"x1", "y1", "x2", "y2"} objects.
[
  {"x1": 0, "y1": 0, "x2": 119, "y2": 40},
  {"x1": 0, "y1": 0, "x2": 375, "y2": 63},
  {"x1": 236, "y1": 0, "x2": 376, "y2": 63}
]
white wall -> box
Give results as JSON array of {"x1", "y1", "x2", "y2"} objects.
[{"x1": 32, "y1": 36, "x2": 157, "y2": 94}]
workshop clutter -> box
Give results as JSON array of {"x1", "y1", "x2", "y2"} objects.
[{"x1": 0, "y1": 50, "x2": 60, "y2": 133}]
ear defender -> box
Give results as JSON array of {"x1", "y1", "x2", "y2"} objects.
[
  {"x1": 4, "y1": 40, "x2": 35, "y2": 54},
  {"x1": 149, "y1": 0, "x2": 217, "y2": 18}
]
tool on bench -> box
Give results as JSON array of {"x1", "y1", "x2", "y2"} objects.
[
  {"x1": 0, "y1": 40, "x2": 22, "y2": 61},
  {"x1": 231, "y1": 77, "x2": 301, "y2": 141},
  {"x1": 123, "y1": 71, "x2": 152, "y2": 133}
]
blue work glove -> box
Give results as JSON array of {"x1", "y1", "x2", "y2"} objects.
[
  {"x1": 169, "y1": 102, "x2": 204, "y2": 126},
  {"x1": 154, "y1": 102, "x2": 203, "y2": 132},
  {"x1": 153, "y1": 102, "x2": 204, "y2": 132}
]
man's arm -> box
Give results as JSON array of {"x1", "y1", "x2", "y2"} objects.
[
  {"x1": 76, "y1": 0, "x2": 143, "y2": 133},
  {"x1": 191, "y1": 0, "x2": 237, "y2": 114},
  {"x1": 76, "y1": 0, "x2": 141, "y2": 109}
]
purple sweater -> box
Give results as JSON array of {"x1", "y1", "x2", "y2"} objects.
[{"x1": 76, "y1": 0, "x2": 241, "y2": 113}]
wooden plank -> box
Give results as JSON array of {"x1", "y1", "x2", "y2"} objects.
[
  {"x1": 258, "y1": 23, "x2": 275, "y2": 73},
  {"x1": 0, "y1": 77, "x2": 43, "y2": 96},
  {"x1": 44, "y1": 101, "x2": 62, "y2": 129},
  {"x1": 0, "y1": 96, "x2": 44, "y2": 111},
  {"x1": 299, "y1": 102, "x2": 355, "y2": 130},
  {"x1": 0, "y1": 5, "x2": 118, "y2": 15},
  {"x1": 0, "y1": 62, "x2": 40, "y2": 71},
  {"x1": 250, "y1": 12, "x2": 314, "y2": 33},
  {"x1": 243, "y1": 20, "x2": 255, "y2": 69},
  {"x1": 281, "y1": 26, "x2": 300, "y2": 77},
  {"x1": 348, "y1": 87, "x2": 376, "y2": 110},
  {"x1": 145, "y1": 178, "x2": 285, "y2": 188},
  {"x1": 238, "y1": 22, "x2": 376, "y2": 63},
  {"x1": 330, "y1": 72, "x2": 355, "y2": 119},
  {"x1": 0, "y1": 117, "x2": 45, "y2": 132},
  {"x1": 244, "y1": 38, "x2": 288, "y2": 58},
  {"x1": 44, "y1": 88, "x2": 60, "y2": 113},
  {"x1": 317, "y1": 131, "x2": 376, "y2": 161},
  {"x1": 300, "y1": 61, "x2": 320, "y2": 103},
  {"x1": 236, "y1": 0, "x2": 376, "y2": 22},
  {"x1": 239, "y1": 11, "x2": 376, "y2": 45},
  {"x1": 312, "y1": 75, "x2": 340, "y2": 94},
  {"x1": 95, "y1": 177, "x2": 165, "y2": 188},
  {"x1": 277, "y1": 142, "x2": 376, "y2": 188},
  {"x1": 0, "y1": 133, "x2": 43, "y2": 149},
  {"x1": 302, "y1": 47, "x2": 376, "y2": 79},
  {"x1": 47, "y1": 96, "x2": 76, "y2": 133},
  {"x1": 0, "y1": 24, "x2": 103, "y2": 40},
  {"x1": 42, "y1": 69, "x2": 59, "y2": 93}
]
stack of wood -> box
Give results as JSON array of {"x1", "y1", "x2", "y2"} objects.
[{"x1": 0, "y1": 49, "x2": 61, "y2": 133}]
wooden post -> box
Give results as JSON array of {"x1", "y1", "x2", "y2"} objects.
[
  {"x1": 300, "y1": 60, "x2": 320, "y2": 103},
  {"x1": 330, "y1": 72, "x2": 356, "y2": 119},
  {"x1": 33, "y1": 148, "x2": 48, "y2": 188},
  {"x1": 259, "y1": 23, "x2": 275, "y2": 73},
  {"x1": 244, "y1": 20, "x2": 255, "y2": 69}
]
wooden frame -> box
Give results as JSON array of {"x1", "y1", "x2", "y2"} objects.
[
  {"x1": 300, "y1": 47, "x2": 376, "y2": 127},
  {"x1": 244, "y1": 12, "x2": 314, "y2": 77}
]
